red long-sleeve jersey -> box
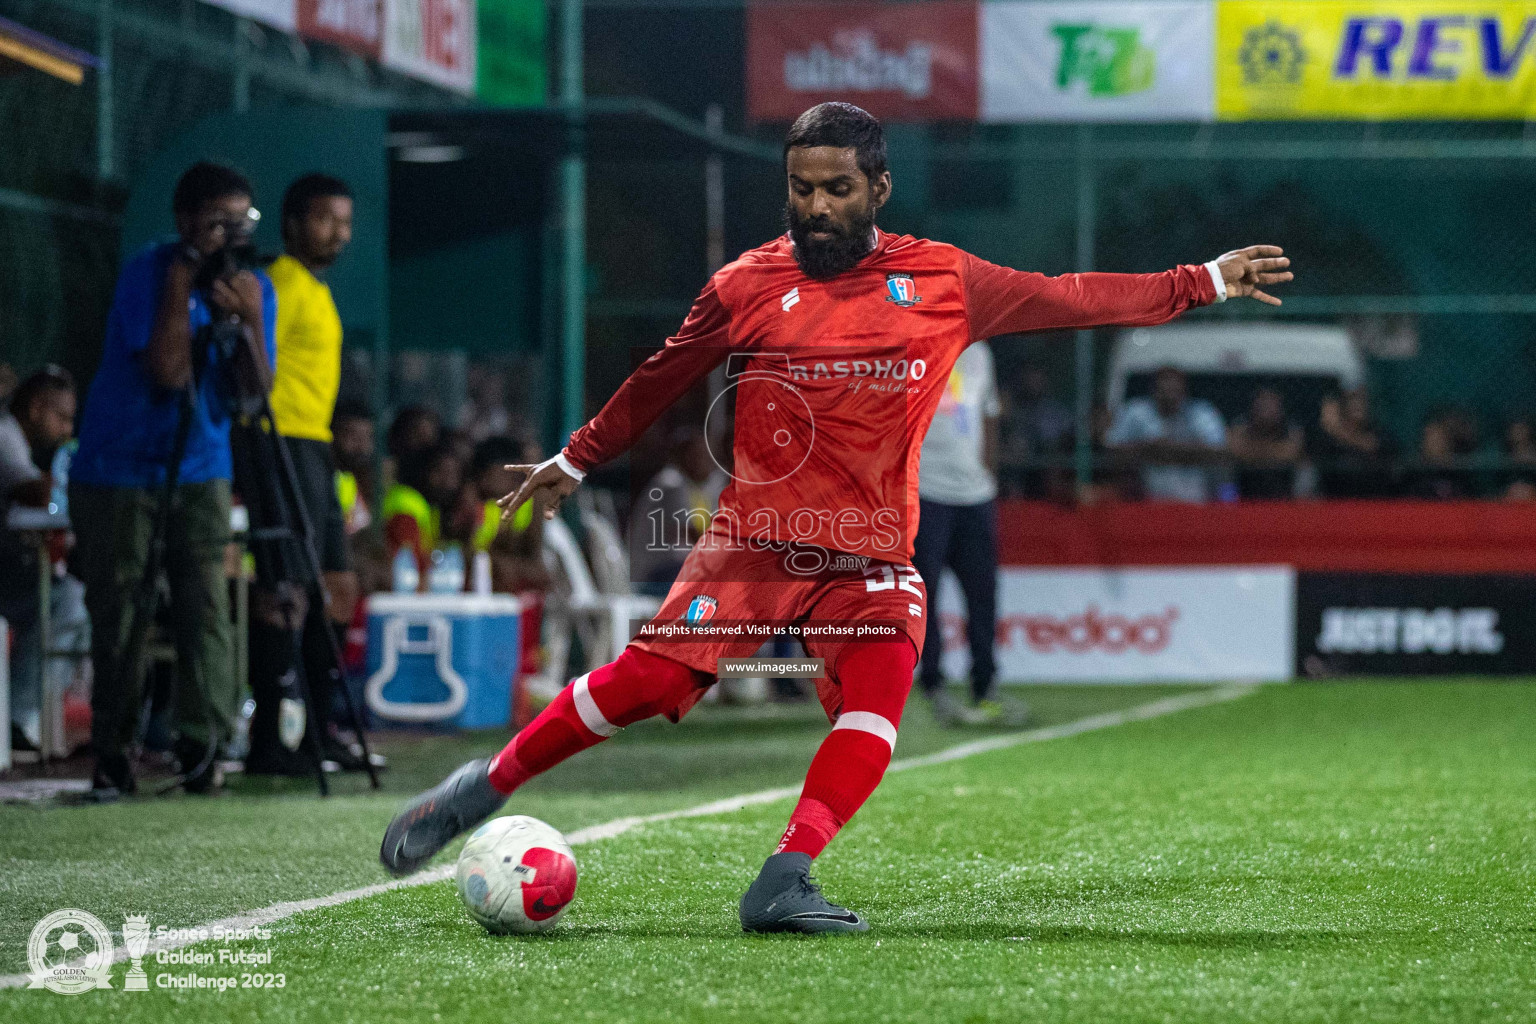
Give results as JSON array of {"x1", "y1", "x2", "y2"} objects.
[{"x1": 565, "y1": 229, "x2": 1218, "y2": 563}]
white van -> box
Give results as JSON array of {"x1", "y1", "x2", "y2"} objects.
[{"x1": 1106, "y1": 323, "x2": 1365, "y2": 425}]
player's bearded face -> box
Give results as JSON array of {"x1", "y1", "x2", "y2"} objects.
[{"x1": 785, "y1": 196, "x2": 877, "y2": 280}]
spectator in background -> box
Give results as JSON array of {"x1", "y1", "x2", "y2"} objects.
[
  {"x1": 241, "y1": 172, "x2": 359, "y2": 776},
  {"x1": 1106, "y1": 366, "x2": 1227, "y2": 502},
  {"x1": 384, "y1": 404, "x2": 441, "y2": 491},
  {"x1": 329, "y1": 401, "x2": 390, "y2": 687},
  {"x1": 1079, "y1": 404, "x2": 1136, "y2": 504},
  {"x1": 913, "y1": 340, "x2": 1025, "y2": 727},
  {"x1": 0, "y1": 366, "x2": 77, "y2": 753},
  {"x1": 1228, "y1": 387, "x2": 1305, "y2": 498},
  {"x1": 459, "y1": 367, "x2": 513, "y2": 443},
  {"x1": 1500, "y1": 417, "x2": 1536, "y2": 500},
  {"x1": 383, "y1": 441, "x2": 462, "y2": 591},
  {"x1": 1504, "y1": 418, "x2": 1536, "y2": 466},
  {"x1": 457, "y1": 436, "x2": 549, "y2": 594},
  {"x1": 1435, "y1": 407, "x2": 1481, "y2": 461},
  {"x1": 1406, "y1": 412, "x2": 1476, "y2": 500},
  {"x1": 1314, "y1": 388, "x2": 1395, "y2": 497},
  {"x1": 1000, "y1": 364, "x2": 1072, "y2": 499},
  {"x1": 628, "y1": 426, "x2": 727, "y2": 596},
  {"x1": 454, "y1": 435, "x2": 550, "y2": 696},
  {"x1": 1406, "y1": 411, "x2": 1480, "y2": 503},
  {"x1": 0, "y1": 367, "x2": 73, "y2": 507},
  {"x1": 444, "y1": 427, "x2": 476, "y2": 477},
  {"x1": 332, "y1": 399, "x2": 375, "y2": 535},
  {"x1": 70, "y1": 162, "x2": 275, "y2": 798}
]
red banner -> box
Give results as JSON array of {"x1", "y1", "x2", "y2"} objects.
[
  {"x1": 746, "y1": 1, "x2": 979, "y2": 122},
  {"x1": 297, "y1": 0, "x2": 383, "y2": 59},
  {"x1": 997, "y1": 500, "x2": 1536, "y2": 574}
]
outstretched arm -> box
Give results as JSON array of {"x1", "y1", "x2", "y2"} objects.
[
  {"x1": 964, "y1": 245, "x2": 1293, "y2": 341},
  {"x1": 498, "y1": 276, "x2": 733, "y2": 522}
]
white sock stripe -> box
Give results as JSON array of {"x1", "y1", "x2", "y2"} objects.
[
  {"x1": 832, "y1": 711, "x2": 897, "y2": 751},
  {"x1": 571, "y1": 673, "x2": 620, "y2": 737}
]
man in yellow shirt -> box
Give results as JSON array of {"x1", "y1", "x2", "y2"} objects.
[{"x1": 244, "y1": 173, "x2": 360, "y2": 775}]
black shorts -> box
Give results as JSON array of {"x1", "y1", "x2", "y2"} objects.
[
  {"x1": 233, "y1": 427, "x2": 351, "y2": 584},
  {"x1": 286, "y1": 436, "x2": 350, "y2": 574}
]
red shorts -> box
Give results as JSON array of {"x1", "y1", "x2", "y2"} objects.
[{"x1": 629, "y1": 531, "x2": 927, "y2": 721}]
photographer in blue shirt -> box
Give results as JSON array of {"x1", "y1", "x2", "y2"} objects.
[{"x1": 71, "y1": 162, "x2": 275, "y2": 799}]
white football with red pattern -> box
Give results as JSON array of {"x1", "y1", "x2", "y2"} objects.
[{"x1": 456, "y1": 815, "x2": 578, "y2": 934}]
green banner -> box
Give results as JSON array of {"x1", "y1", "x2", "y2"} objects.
[{"x1": 477, "y1": 0, "x2": 546, "y2": 106}]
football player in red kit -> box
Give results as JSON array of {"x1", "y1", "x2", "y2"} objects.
[{"x1": 380, "y1": 102, "x2": 1292, "y2": 933}]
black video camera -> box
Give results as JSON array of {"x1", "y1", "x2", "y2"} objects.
[
  {"x1": 188, "y1": 207, "x2": 263, "y2": 293},
  {"x1": 186, "y1": 206, "x2": 265, "y2": 413}
]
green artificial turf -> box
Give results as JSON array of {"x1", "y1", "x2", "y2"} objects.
[
  {"x1": 5, "y1": 682, "x2": 1534, "y2": 1024},
  {"x1": 0, "y1": 684, "x2": 1184, "y2": 978}
]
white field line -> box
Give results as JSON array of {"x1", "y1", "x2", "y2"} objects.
[{"x1": 0, "y1": 683, "x2": 1254, "y2": 989}]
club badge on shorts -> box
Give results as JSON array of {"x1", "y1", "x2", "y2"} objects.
[
  {"x1": 885, "y1": 273, "x2": 921, "y2": 307},
  {"x1": 685, "y1": 595, "x2": 719, "y2": 627}
]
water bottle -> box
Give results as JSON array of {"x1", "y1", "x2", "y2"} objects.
[
  {"x1": 230, "y1": 697, "x2": 256, "y2": 762},
  {"x1": 430, "y1": 545, "x2": 465, "y2": 593},
  {"x1": 471, "y1": 550, "x2": 493, "y2": 595},
  {"x1": 49, "y1": 442, "x2": 74, "y2": 516},
  {"x1": 277, "y1": 667, "x2": 307, "y2": 752},
  {"x1": 392, "y1": 547, "x2": 420, "y2": 592}
]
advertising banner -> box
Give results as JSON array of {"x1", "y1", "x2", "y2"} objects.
[
  {"x1": 1217, "y1": 1, "x2": 1536, "y2": 120},
  {"x1": 937, "y1": 566, "x2": 1295, "y2": 682},
  {"x1": 981, "y1": 0, "x2": 1215, "y2": 121},
  {"x1": 746, "y1": 1, "x2": 981, "y2": 121},
  {"x1": 477, "y1": 0, "x2": 545, "y2": 106},
  {"x1": 383, "y1": 0, "x2": 477, "y2": 94},
  {"x1": 297, "y1": 0, "x2": 383, "y2": 59},
  {"x1": 199, "y1": 0, "x2": 479, "y2": 93},
  {"x1": 1297, "y1": 573, "x2": 1536, "y2": 675},
  {"x1": 199, "y1": 0, "x2": 297, "y2": 32}
]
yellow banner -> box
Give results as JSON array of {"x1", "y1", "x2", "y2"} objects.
[{"x1": 1217, "y1": 1, "x2": 1536, "y2": 119}]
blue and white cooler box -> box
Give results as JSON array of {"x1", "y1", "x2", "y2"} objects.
[{"x1": 365, "y1": 593, "x2": 522, "y2": 729}]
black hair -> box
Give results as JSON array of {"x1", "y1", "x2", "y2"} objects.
[
  {"x1": 398, "y1": 440, "x2": 459, "y2": 495},
  {"x1": 173, "y1": 162, "x2": 254, "y2": 217},
  {"x1": 332, "y1": 397, "x2": 374, "y2": 427},
  {"x1": 10, "y1": 365, "x2": 74, "y2": 418},
  {"x1": 783, "y1": 102, "x2": 888, "y2": 181},
  {"x1": 471, "y1": 435, "x2": 524, "y2": 478},
  {"x1": 387, "y1": 405, "x2": 441, "y2": 459},
  {"x1": 282, "y1": 173, "x2": 352, "y2": 231}
]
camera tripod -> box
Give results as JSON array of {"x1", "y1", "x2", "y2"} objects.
[{"x1": 121, "y1": 315, "x2": 379, "y2": 796}]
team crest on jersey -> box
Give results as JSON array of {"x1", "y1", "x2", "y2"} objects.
[
  {"x1": 885, "y1": 273, "x2": 921, "y2": 307},
  {"x1": 685, "y1": 594, "x2": 719, "y2": 627}
]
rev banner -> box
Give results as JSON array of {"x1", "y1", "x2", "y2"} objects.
[
  {"x1": 1217, "y1": 0, "x2": 1536, "y2": 119},
  {"x1": 981, "y1": 0, "x2": 1215, "y2": 121}
]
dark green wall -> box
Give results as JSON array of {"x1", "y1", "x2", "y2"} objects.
[
  {"x1": 389, "y1": 229, "x2": 540, "y2": 355},
  {"x1": 121, "y1": 106, "x2": 389, "y2": 343}
]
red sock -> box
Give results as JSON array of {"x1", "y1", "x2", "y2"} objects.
[
  {"x1": 487, "y1": 647, "x2": 706, "y2": 795},
  {"x1": 774, "y1": 638, "x2": 915, "y2": 858}
]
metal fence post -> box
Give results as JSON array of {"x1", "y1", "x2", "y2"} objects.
[
  {"x1": 234, "y1": 16, "x2": 251, "y2": 113},
  {"x1": 559, "y1": 0, "x2": 587, "y2": 443},
  {"x1": 0, "y1": 617, "x2": 9, "y2": 772},
  {"x1": 96, "y1": 0, "x2": 115, "y2": 181},
  {"x1": 1074, "y1": 125, "x2": 1096, "y2": 490}
]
